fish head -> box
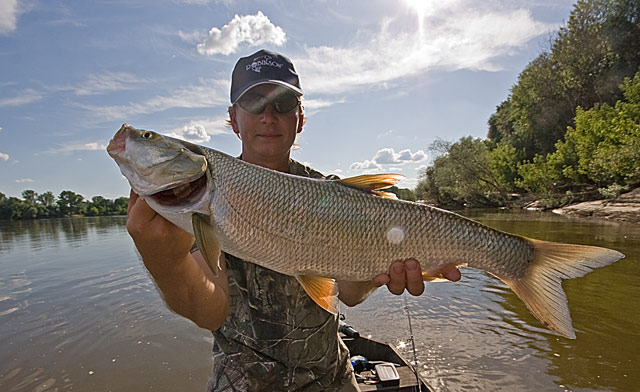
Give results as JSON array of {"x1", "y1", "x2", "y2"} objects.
[{"x1": 107, "y1": 124, "x2": 208, "y2": 208}]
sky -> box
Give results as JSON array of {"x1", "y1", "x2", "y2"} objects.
[{"x1": 0, "y1": 0, "x2": 577, "y2": 200}]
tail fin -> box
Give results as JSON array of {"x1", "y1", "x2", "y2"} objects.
[{"x1": 502, "y1": 238, "x2": 624, "y2": 339}]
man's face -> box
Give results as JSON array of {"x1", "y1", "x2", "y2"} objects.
[{"x1": 231, "y1": 84, "x2": 303, "y2": 162}]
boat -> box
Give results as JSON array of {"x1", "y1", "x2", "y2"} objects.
[{"x1": 340, "y1": 323, "x2": 434, "y2": 391}]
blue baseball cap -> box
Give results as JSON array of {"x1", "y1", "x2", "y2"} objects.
[{"x1": 230, "y1": 49, "x2": 303, "y2": 104}]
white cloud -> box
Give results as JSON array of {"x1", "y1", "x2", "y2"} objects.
[
  {"x1": 0, "y1": 0, "x2": 18, "y2": 35},
  {"x1": 165, "y1": 124, "x2": 210, "y2": 143},
  {"x1": 350, "y1": 159, "x2": 381, "y2": 171},
  {"x1": 164, "y1": 116, "x2": 230, "y2": 142},
  {"x1": 74, "y1": 72, "x2": 152, "y2": 96},
  {"x1": 16, "y1": 178, "x2": 34, "y2": 183},
  {"x1": 178, "y1": 29, "x2": 205, "y2": 44},
  {"x1": 79, "y1": 78, "x2": 230, "y2": 121},
  {"x1": 0, "y1": 89, "x2": 43, "y2": 107},
  {"x1": 196, "y1": 11, "x2": 286, "y2": 56},
  {"x1": 0, "y1": 152, "x2": 9, "y2": 161},
  {"x1": 350, "y1": 148, "x2": 427, "y2": 171},
  {"x1": 395, "y1": 149, "x2": 426, "y2": 162},
  {"x1": 39, "y1": 142, "x2": 108, "y2": 155},
  {"x1": 296, "y1": 2, "x2": 554, "y2": 96}
]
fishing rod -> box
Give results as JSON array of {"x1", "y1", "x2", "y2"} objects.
[{"x1": 403, "y1": 292, "x2": 422, "y2": 392}]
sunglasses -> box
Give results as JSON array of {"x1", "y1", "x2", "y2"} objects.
[{"x1": 237, "y1": 91, "x2": 300, "y2": 115}]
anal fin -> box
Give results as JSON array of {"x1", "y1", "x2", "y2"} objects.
[
  {"x1": 296, "y1": 275, "x2": 339, "y2": 315},
  {"x1": 192, "y1": 213, "x2": 221, "y2": 277}
]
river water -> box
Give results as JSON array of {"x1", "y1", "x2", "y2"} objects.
[{"x1": 0, "y1": 211, "x2": 637, "y2": 391}]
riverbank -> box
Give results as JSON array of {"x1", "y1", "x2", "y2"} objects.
[{"x1": 551, "y1": 187, "x2": 640, "y2": 224}]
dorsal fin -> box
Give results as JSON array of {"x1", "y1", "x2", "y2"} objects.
[
  {"x1": 296, "y1": 275, "x2": 339, "y2": 314},
  {"x1": 336, "y1": 174, "x2": 403, "y2": 193}
]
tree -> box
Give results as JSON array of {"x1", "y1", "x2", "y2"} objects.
[
  {"x1": 558, "y1": 72, "x2": 640, "y2": 187},
  {"x1": 415, "y1": 137, "x2": 507, "y2": 206},
  {"x1": 22, "y1": 190, "x2": 37, "y2": 204},
  {"x1": 57, "y1": 191, "x2": 86, "y2": 216},
  {"x1": 37, "y1": 191, "x2": 58, "y2": 217},
  {"x1": 488, "y1": 0, "x2": 640, "y2": 185},
  {"x1": 516, "y1": 71, "x2": 640, "y2": 193}
]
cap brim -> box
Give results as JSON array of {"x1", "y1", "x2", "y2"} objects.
[{"x1": 232, "y1": 80, "x2": 303, "y2": 104}]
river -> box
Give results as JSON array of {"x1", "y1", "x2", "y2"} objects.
[{"x1": 0, "y1": 210, "x2": 637, "y2": 391}]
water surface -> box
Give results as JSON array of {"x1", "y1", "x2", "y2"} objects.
[{"x1": 0, "y1": 211, "x2": 637, "y2": 391}]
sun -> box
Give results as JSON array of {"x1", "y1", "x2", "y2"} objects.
[{"x1": 402, "y1": 0, "x2": 426, "y2": 18}]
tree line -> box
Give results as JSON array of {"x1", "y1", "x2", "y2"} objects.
[
  {"x1": 0, "y1": 190, "x2": 129, "y2": 220},
  {"x1": 416, "y1": 0, "x2": 640, "y2": 208}
]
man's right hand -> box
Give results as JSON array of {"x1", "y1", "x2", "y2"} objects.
[
  {"x1": 126, "y1": 190, "x2": 195, "y2": 274},
  {"x1": 126, "y1": 189, "x2": 230, "y2": 331}
]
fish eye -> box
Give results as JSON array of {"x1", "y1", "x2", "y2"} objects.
[{"x1": 142, "y1": 131, "x2": 153, "y2": 139}]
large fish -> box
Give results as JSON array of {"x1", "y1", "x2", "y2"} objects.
[{"x1": 107, "y1": 124, "x2": 624, "y2": 339}]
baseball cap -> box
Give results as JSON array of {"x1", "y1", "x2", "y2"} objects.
[{"x1": 230, "y1": 49, "x2": 303, "y2": 104}]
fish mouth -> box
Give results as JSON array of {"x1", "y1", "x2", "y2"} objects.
[{"x1": 149, "y1": 173, "x2": 207, "y2": 207}]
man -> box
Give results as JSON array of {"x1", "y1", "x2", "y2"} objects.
[{"x1": 127, "y1": 49, "x2": 460, "y2": 391}]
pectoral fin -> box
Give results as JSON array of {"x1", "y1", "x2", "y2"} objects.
[
  {"x1": 421, "y1": 274, "x2": 449, "y2": 282},
  {"x1": 192, "y1": 213, "x2": 221, "y2": 277},
  {"x1": 296, "y1": 275, "x2": 339, "y2": 315}
]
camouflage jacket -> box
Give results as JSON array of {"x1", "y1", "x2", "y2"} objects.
[{"x1": 206, "y1": 159, "x2": 355, "y2": 392}]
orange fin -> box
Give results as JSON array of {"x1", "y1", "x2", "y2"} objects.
[
  {"x1": 373, "y1": 190, "x2": 398, "y2": 199},
  {"x1": 336, "y1": 174, "x2": 403, "y2": 193},
  {"x1": 422, "y1": 263, "x2": 465, "y2": 282},
  {"x1": 296, "y1": 275, "x2": 339, "y2": 314},
  {"x1": 501, "y1": 238, "x2": 623, "y2": 339},
  {"x1": 422, "y1": 273, "x2": 449, "y2": 282}
]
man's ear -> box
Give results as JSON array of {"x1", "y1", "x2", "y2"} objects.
[
  {"x1": 297, "y1": 109, "x2": 304, "y2": 134},
  {"x1": 229, "y1": 107, "x2": 241, "y2": 138}
]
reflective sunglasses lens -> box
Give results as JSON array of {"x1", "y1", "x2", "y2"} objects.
[
  {"x1": 273, "y1": 93, "x2": 299, "y2": 113},
  {"x1": 238, "y1": 94, "x2": 266, "y2": 114}
]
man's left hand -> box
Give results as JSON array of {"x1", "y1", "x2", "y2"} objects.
[{"x1": 372, "y1": 259, "x2": 461, "y2": 296}]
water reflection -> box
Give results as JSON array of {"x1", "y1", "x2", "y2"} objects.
[
  {"x1": 0, "y1": 212, "x2": 638, "y2": 392},
  {"x1": 0, "y1": 216, "x2": 211, "y2": 392}
]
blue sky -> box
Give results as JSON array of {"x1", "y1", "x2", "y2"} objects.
[{"x1": 0, "y1": 0, "x2": 575, "y2": 200}]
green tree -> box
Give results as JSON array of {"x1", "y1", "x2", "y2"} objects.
[
  {"x1": 415, "y1": 137, "x2": 506, "y2": 206},
  {"x1": 516, "y1": 71, "x2": 640, "y2": 193},
  {"x1": 488, "y1": 0, "x2": 640, "y2": 182},
  {"x1": 559, "y1": 72, "x2": 640, "y2": 186},
  {"x1": 22, "y1": 190, "x2": 37, "y2": 204},
  {"x1": 57, "y1": 190, "x2": 86, "y2": 216},
  {"x1": 112, "y1": 197, "x2": 129, "y2": 215},
  {"x1": 37, "y1": 191, "x2": 58, "y2": 217},
  {"x1": 487, "y1": 143, "x2": 522, "y2": 193}
]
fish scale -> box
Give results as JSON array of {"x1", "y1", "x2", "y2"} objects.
[
  {"x1": 206, "y1": 147, "x2": 532, "y2": 281},
  {"x1": 107, "y1": 124, "x2": 624, "y2": 339}
]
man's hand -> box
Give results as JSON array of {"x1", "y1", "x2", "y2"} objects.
[
  {"x1": 372, "y1": 259, "x2": 461, "y2": 296},
  {"x1": 126, "y1": 190, "x2": 194, "y2": 272},
  {"x1": 126, "y1": 189, "x2": 230, "y2": 331},
  {"x1": 339, "y1": 259, "x2": 461, "y2": 307}
]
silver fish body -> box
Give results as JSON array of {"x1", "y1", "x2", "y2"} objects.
[
  {"x1": 206, "y1": 150, "x2": 532, "y2": 281},
  {"x1": 108, "y1": 124, "x2": 624, "y2": 339}
]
